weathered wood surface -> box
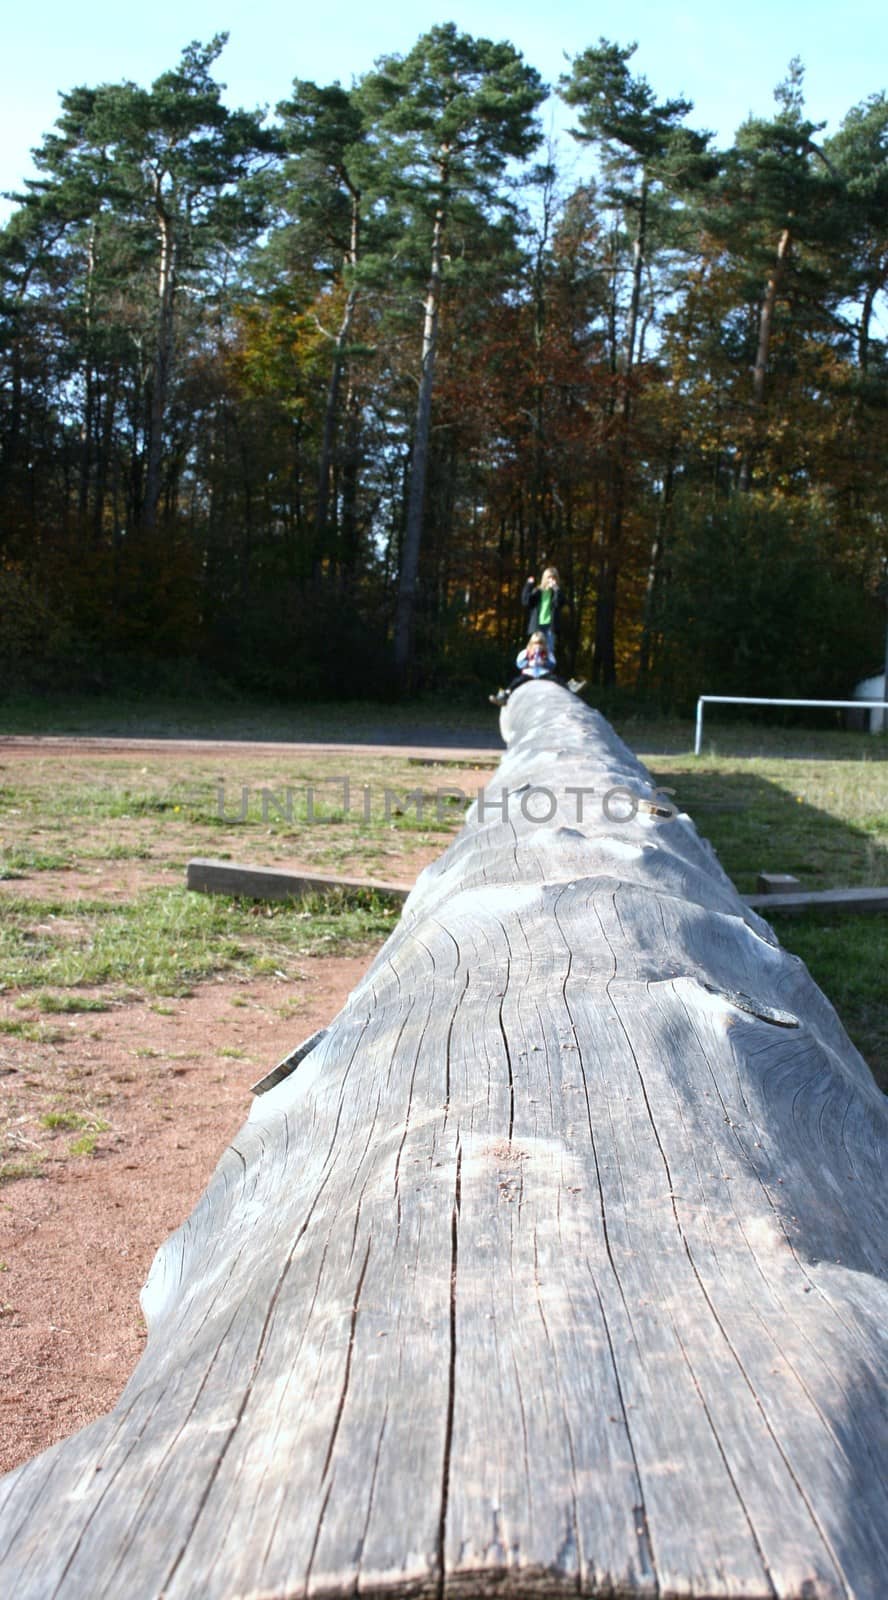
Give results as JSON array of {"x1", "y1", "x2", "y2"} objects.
[{"x1": 1, "y1": 683, "x2": 887, "y2": 1599}]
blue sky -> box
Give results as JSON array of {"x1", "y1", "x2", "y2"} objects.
[{"x1": 2, "y1": 0, "x2": 885, "y2": 219}]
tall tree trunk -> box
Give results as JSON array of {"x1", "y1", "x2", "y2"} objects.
[
  {"x1": 93, "y1": 368, "x2": 120, "y2": 542},
  {"x1": 338, "y1": 384, "x2": 362, "y2": 584},
  {"x1": 593, "y1": 547, "x2": 618, "y2": 685},
  {"x1": 738, "y1": 226, "x2": 791, "y2": 492},
  {"x1": 593, "y1": 183, "x2": 649, "y2": 688},
  {"x1": 142, "y1": 199, "x2": 177, "y2": 531},
  {"x1": 393, "y1": 201, "x2": 445, "y2": 679},
  {"x1": 314, "y1": 186, "x2": 361, "y2": 568},
  {"x1": 623, "y1": 181, "x2": 648, "y2": 394},
  {"x1": 78, "y1": 220, "x2": 98, "y2": 524},
  {"x1": 314, "y1": 285, "x2": 359, "y2": 564},
  {"x1": 638, "y1": 460, "x2": 674, "y2": 688},
  {"x1": 528, "y1": 161, "x2": 556, "y2": 572},
  {"x1": 6, "y1": 284, "x2": 31, "y2": 480}
]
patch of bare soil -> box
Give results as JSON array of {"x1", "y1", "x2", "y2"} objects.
[
  {"x1": 0, "y1": 958, "x2": 368, "y2": 1476},
  {"x1": 1, "y1": 862, "x2": 175, "y2": 904}
]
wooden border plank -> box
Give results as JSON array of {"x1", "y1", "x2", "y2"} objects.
[
  {"x1": 185, "y1": 856, "x2": 409, "y2": 902},
  {"x1": 744, "y1": 886, "x2": 888, "y2": 915}
]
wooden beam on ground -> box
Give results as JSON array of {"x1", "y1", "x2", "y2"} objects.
[
  {"x1": 187, "y1": 857, "x2": 888, "y2": 919},
  {"x1": 2, "y1": 684, "x2": 887, "y2": 1599},
  {"x1": 744, "y1": 885, "x2": 888, "y2": 915},
  {"x1": 186, "y1": 856, "x2": 409, "y2": 902},
  {"x1": 756, "y1": 871, "x2": 802, "y2": 894}
]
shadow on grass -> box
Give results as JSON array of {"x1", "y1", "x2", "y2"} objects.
[
  {"x1": 640, "y1": 711, "x2": 888, "y2": 762},
  {"x1": 770, "y1": 911, "x2": 888, "y2": 1094},
  {"x1": 649, "y1": 764, "x2": 887, "y2": 1092},
  {"x1": 0, "y1": 693, "x2": 502, "y2": 750},
  {"x1": 651, "y1": 766, "x2": 888, "y2": 895}
]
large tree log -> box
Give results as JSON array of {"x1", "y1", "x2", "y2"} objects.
[{"x1": 1, "y1": 684, "x2": 886, "y2": 1599}]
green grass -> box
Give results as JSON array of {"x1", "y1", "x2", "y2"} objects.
[
  {"x1": 68, "y1": 1133, "x2": 102, "y2": 1158},
  {"x1": 25, "y1": 993, "x2": 112, "y2": 1014},
  {"x1": 0, "y1": 752, "x2": 477, "y2": 887},
  {"x1": 645, "y1": 755, "x2": 887, "y2": 1086},
  {"x1": 648, "y1": 755, "x2": 888, "y2": 894},
  {"x1": 0, "y1": 886, "x2": 398, "y2": 995},
  {"x1": 40, "y1": 1111, "x2": 110, "y2": 1133},
  {"x1": 0, "y1": 847, "x2": 73, "y2": 878},
  {"x1": 0, "y1": 1018, "x2": 64, "y2": 1043},
  {"x1": 3, "y1": 687, "x2": 887, "y2": 760},
  {"x1": 768, "y1": 912, "x2": 888, "y2": 1089},
  {"x1": 0, "y1": 691, "x2": 498, "y2": 746},
  {"x1": 82, "y1": 842, "x2": 153, "y2": 862}
]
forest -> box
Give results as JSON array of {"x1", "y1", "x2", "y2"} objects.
[{"x1": 1, "y1": 26, "x2": 886, "y2": 704}]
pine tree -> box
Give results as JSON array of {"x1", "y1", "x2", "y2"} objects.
[
  {"x1": 22, "y1": 37, "x2": 274, "y2": 531},
  {"x1": 358, "y1": 23, "x2": 546, "y2": 678},
  {"x1": 276, "y1": 80, "x2": 375, "y2": 572},
  {"x1": 560, "y1": 38, "x2": 713, "y2": 683}
]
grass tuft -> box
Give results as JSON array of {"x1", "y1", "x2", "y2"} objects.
[
  {"x1": 0, "y1": 1153, "x2": 46, "y2": 1185},
  {"x1": 0, "y1": 1018, "x2": 65, "y2": 1043},
  {"x1": 69, "y1": 1133, "x2": 101, "y2": 1158},
  {"x1": 40, "y1": 1111, "x2": 110, "y2": 1133},
  {"x1": 31, "y1": 994, "x2": 112, "y2": 1014},
  {"x1": 1, "y1": 848, "x2": 73, "y2": 877}
]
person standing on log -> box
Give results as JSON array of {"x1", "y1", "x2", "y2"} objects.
[{"x1": 521, "y1": 566, "x2": 565, "y2": 657}]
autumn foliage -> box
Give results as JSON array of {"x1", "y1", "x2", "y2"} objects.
[{"x1": 1, "y1": 36, "x2": 885, "y2": 703}]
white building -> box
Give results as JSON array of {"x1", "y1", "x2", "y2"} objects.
[{"x1": 852, "y1": 672, "x2": 887, "y2": 733}]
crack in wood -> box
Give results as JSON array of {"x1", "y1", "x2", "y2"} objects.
[
  {"x1": 590, "y1": 1278, "x2": 658, "y2": 1593},
  {"x1": 438, "y1": 1144, "x2": 462, "y2": 1600},
  {"x1": 321, "y1": 1235, "x2": 372, "y2": 1484}
]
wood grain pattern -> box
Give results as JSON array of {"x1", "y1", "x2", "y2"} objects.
[{"x1": 1, "y1": 684, "x2": 886, "y2": 1599}]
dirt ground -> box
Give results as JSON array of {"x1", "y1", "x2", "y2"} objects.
[
  {"x1": 0, "y1": 960, "x2": 372, "y2": 1476},
  {"x1": 0, "y1": 737, "x2": 500, "y2": 1479}
]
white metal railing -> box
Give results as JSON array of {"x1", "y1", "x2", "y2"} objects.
[{"x1": 694, "y1": 695, "x2": 888, "y2": 755}]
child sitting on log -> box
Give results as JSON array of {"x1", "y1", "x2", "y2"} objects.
[{"x1": 489, "y1": 633, "x2": 585, "y2": 705}]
